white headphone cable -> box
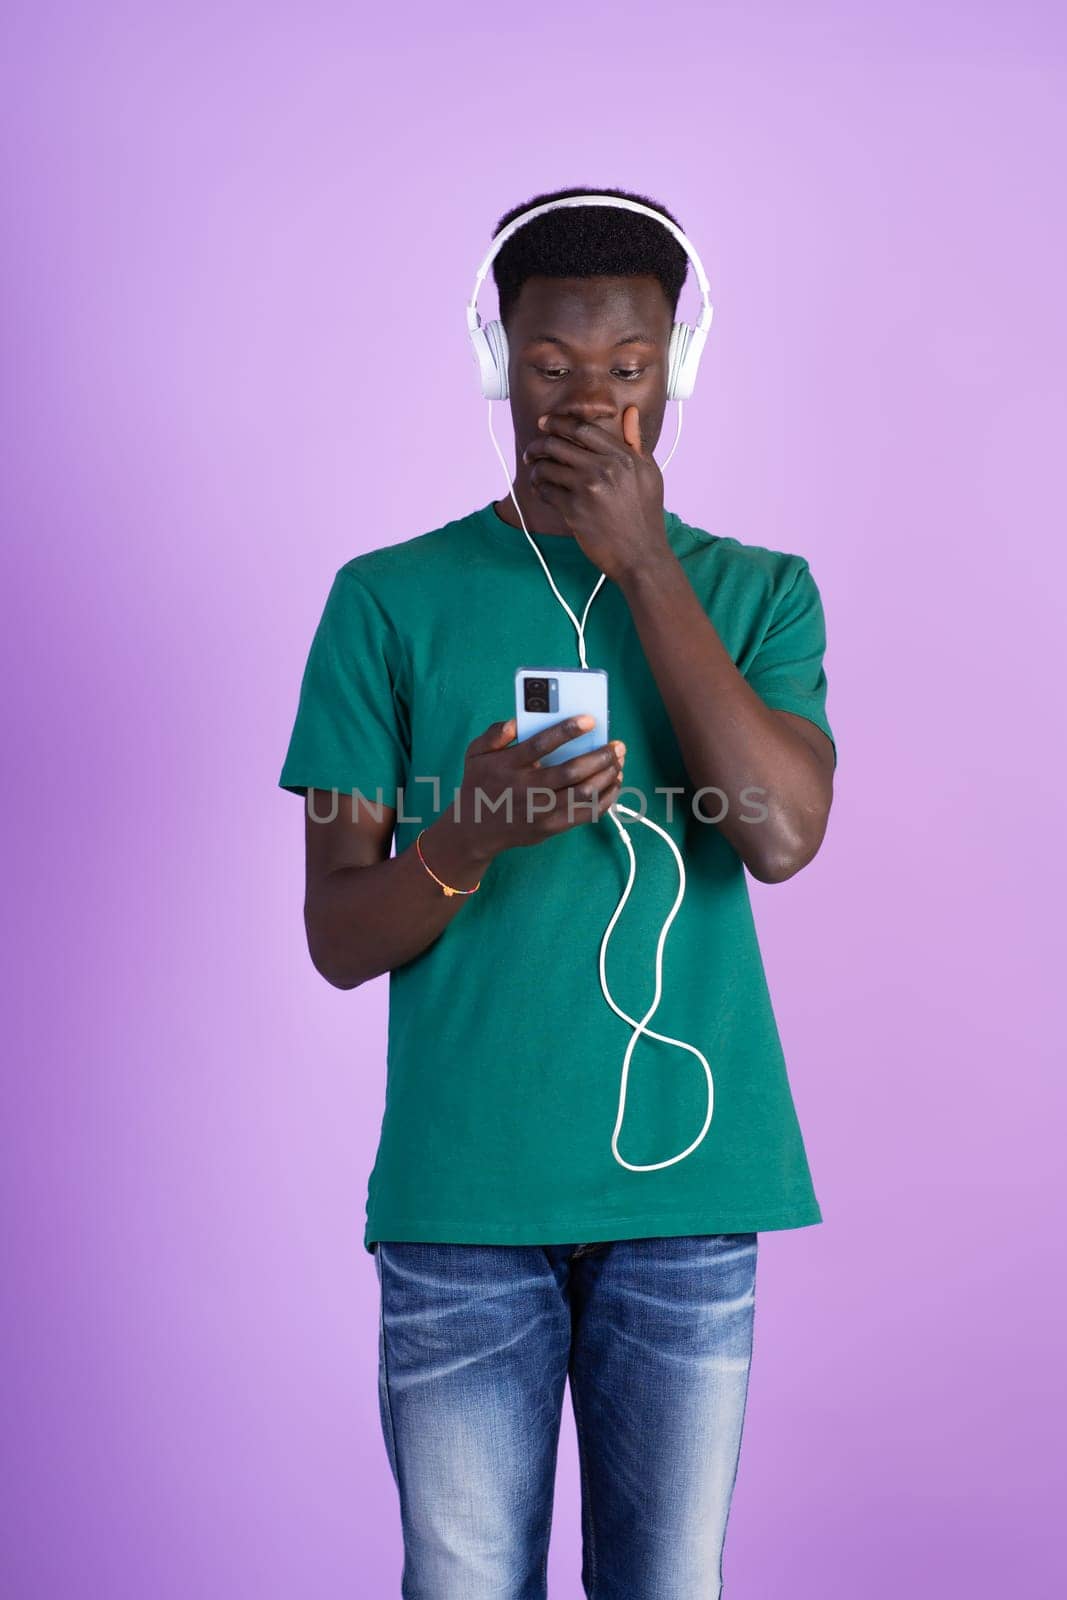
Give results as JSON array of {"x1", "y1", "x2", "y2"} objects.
[{"x1": 485, "y1": 398, "x2": 714, "y2": 1170}]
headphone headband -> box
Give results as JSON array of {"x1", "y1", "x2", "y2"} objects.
[{"x1": 466, "y1": 194, "x2": 713, "y2": 338}]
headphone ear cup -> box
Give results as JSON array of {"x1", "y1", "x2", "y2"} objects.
[
  {"x1": 469, "y1": 318, "x2": 510, "y2": 400},
  {"x1": 667, "y1": 321, "x2": 708, "y2": 401}
]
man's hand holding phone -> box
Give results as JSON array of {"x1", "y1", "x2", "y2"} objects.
[{"x1": 453, "y1": 714, "x2": 626, "y2": 864}]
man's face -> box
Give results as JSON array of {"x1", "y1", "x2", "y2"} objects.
[{"x1": 505, "y1": 274, "x2": 673, "y2": 466}]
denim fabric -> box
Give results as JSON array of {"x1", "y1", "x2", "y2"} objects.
[{"x1": 373, "y1": 1234, "x2": 758, "y2": 1599}]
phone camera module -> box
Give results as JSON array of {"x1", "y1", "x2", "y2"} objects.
[{"x1": 525, "y1": 678, "x2": 549, "y2": 713}]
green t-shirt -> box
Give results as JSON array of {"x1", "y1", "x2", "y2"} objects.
[{"x1": 279, "y1": 500, "x2": 836, "y2": 1254}]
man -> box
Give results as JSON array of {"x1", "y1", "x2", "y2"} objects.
[{"x1": 279, "y1": 185, "x2": 836, "y2": 1600}]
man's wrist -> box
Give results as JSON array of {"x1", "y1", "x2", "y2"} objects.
[
  {"x1": 421, "y1": 810, "x2": 497, "y2": 887},
  {"x1": 613, "y1": 541, "x2": 680, "y2": 597}
]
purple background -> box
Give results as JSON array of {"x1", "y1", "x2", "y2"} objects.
[{"x1": 4, "y1": 3, "x2": 1065, "y2": 1595}]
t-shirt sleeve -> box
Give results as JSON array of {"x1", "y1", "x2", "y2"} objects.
[
  {"x1": 744, "y1": 558, "x2": 837, "y2": 770},
  {"x1": 278, "y1": 565, "x2": 410, "y2": 804}
]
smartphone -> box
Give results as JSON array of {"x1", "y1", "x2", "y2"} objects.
[{"x1": 514, "y1": 667, "x2": 610, "y2": 767}]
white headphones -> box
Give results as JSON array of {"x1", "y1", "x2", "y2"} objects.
[
  {"x1": 467, "y1": 193, "x2": 714, "y2": 401},
  {"x1": 469, "y1": 194, "x2": 718, "y2": 1172}
]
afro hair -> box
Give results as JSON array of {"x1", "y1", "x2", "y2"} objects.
[{"x1": 490, "y1": 185, "x2": 690, "y2": 332}]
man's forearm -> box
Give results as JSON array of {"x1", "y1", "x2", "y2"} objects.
[
  {"x1": 615, "y1": 553, "x2": 831, "y2": 881},
  {"x1": 306, "y1": 811, "x2": 494, "y2": 989}
]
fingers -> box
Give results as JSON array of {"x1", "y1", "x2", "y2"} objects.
[
  {"x1": 536, "y1": 416, "x2": 618, "y2": 455},
  {"x1": 523, "y1": 435, "x2": 604, "y2": 471},
  {"x1": 552, "y1": 758, "x2": 625, "y2": 829},
  {"x1": 470, "y1": 717, "x2": 516, "y2": 756},
  {"x1": 596, "y1": 772, "x2": 625, "y2": 817},
  {"x1": 537, "y1": 739, "x2": 626, "y2": 792},
  {"x1": 515, "y1": 714, "x2": 597, "y2": 767},
  {"x1": 527, "y1": 458, "x2": 576, "y2": 494},
  {"x1": 622, "y1": 404, "x2": 644, "y2": 455}
]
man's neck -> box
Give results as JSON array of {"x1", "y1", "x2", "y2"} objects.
[{"x1": 492, "y1": 494, "x2": 575, "y2": 539}]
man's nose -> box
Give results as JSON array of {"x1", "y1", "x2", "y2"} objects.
[{"x1": 558, "y1": 389, "x2": 618, "y2": 426}]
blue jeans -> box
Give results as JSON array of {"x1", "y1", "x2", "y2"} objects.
[{"x1": 373, "y1": 1234, "x2": 758, "y2": 1599}]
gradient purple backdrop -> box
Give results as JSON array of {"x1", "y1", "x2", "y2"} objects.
[{"x1": 4, "y1": 3, "x2": 1065, "y2": 1596}]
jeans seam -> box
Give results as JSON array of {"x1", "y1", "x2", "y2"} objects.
[
  {"x1": 570, "y1": 1368, "x2": 598, "y2": 1598},
  {"x1": 376, "y1": 1246, "x2": 408, "y2": 1517},
  {"x1": 717, "y1": 1234, "x2": 758, "y2": 1597},
  {"x1": 540, "y1": 1476, "x2": 554, "y2": 1598}
]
